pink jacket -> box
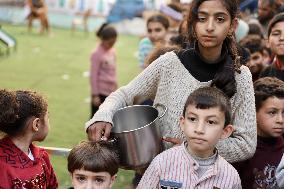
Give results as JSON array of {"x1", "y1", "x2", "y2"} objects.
[{"x1": 90, "y1": 44, "x2": 117, "y2": 96}]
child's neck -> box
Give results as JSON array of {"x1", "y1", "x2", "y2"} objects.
[
  {"x1": 197, "y1": 43, "x2": 222, "y2": 63},
  {"x1": 186, "y1": 143, "x2": 215, "y2": 159},
  {"x1": 10, "y1": 135, "x2": 32, "y2": 155}
]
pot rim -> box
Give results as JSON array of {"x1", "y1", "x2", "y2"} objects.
[{"x1": 112, "y1": 105, "x2": 160, "y2": 134}]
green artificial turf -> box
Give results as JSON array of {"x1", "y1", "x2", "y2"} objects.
[{"x1": 0, "y1": 23, "x2": 141, "y2": 188}]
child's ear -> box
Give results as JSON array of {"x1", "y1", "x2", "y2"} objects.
[
  {"x1": 109, "y1": 174, "x2": 117, "y2": 188},
  {"x1": 32, "y1": 117, "x2": 40, "y2": 132},
  {"x1": 230, "y1": 18, "x2": 238, "y2": 34},
  {"x1": 179, "y1": 116, "x2": 185, "y2": 132},
  {"x1": 220, "y1": 124, "x2": 234, "y2": 139}
]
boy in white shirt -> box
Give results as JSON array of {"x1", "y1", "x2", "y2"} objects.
[{"x1": 137, "y1": 87, "x2": 241, "y2": 189}]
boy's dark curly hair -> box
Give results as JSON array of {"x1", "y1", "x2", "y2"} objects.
[
  {"x1": 254, "y1": 77, "x2": 284, "y2": 111},
  {"x1": 0, "y1": 90, "x2": 48, "y2": 136}
]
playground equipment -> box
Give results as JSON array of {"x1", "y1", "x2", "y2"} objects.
[{"x1": 0, "y1": 26, "x2": 17, "y2": 55}]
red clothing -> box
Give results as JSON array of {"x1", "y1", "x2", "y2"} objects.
[
  {"x1": 0, "y1": 137, "x2": 58, "y2": 189},
  {"x1": 233, "y1": 136, "x2": 284, "y2": 189},
  {"x1": 90, "y1": 44, "x2": 117, "y2": 96}
]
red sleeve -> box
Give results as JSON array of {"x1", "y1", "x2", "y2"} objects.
[
  {"x1": 0, "y1": 161, "x2": 11, "y2": 189},
  {"x1": 42, "y1": 150, "x2": 58, "y2": 189}
]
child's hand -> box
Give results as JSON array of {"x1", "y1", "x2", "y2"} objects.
[{"x1": 162, "y1": 137, "x2": 182, "y2": 146}]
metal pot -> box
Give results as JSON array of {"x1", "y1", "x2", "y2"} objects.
[{"x1": 111, "y1": 104, "x2": 167, "y2": 170}]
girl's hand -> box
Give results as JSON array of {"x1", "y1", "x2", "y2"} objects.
[
  {"x1": 87, "y1": 122, "x2": 112, "y2": 141},
  {"x1": 162, "y1": 137, "x2": 182, "y2": 146},
  {"x1": 92, "y1": 95, "x2": 101, "y2": 106}
]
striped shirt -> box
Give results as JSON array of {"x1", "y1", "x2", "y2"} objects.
[{"x1": 137, "y1": 142, "x2": 242, "y2": 189}]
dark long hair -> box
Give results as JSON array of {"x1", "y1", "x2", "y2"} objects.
[{"x1": 187, "y1": 0, "x2": 241, "y2": 98}]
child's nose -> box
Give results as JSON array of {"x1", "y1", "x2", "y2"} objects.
[
  {"x1": 194, "y1": 122, "x2": 205, "y2": 134},
  {"x1": 276, "y1": 113, "x2": 284, "y2": 124},
  {"x1": 206, "y1": 18, "x2": 215, "y2": 32}
]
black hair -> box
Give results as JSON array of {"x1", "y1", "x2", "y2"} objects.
[
  {"x1": 0, "y1": 90, "x2": 48, "y2": 136},
  {"x1": 147, "y1": 14, "x2": 170, "y2": 30},
  {"x1": 248, "y1": 23, "x2": 264, "y2": 38},
  {"x1": 267, "y1": 12, "x2": 284, "y2": 38},
  {"x1": 254, "y1": 77, "x2": 284, "y2": 111},
  {"x1": 68, "y1": 141, "x2": 119, "y2": 176},
  {"x1": 239, "y1": 35, "x2": 265, "y2": 54},
  {"x1": 183, "y1": 87, "x2": 232, "y2": 127},
  {"x1": 96, "y1": 23, "x2": 117, "y2": 40},
  {"x1": 186, "y1": 0, "x2": 241, "y2": 98}
]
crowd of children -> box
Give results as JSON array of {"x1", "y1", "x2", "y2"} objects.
[{"x1": 2, "y1": 0, "x2": 284, "y2": 188}]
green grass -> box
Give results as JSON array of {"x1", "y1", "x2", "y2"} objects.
[{"x1": 0, "y1": 23, "x2": 140, "y2": 188}]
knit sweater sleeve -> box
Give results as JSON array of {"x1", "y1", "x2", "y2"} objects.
[
  {"x1": 216, "y1": 66, "x2": 257, "y2": 163},
  {"x1": 276, "y1": 154, "x2": 284, "y2": 188},
  {"x1": 85, "y1": 52, "x2": 166, "y2": 129}
]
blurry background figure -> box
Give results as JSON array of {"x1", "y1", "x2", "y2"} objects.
[
  {"x1": 138, "y1": 14, "x2": 169, "y2": 69},
  {"x1": 239, "y1": 35, "x2": 267, "y2": 81},
  {"x1": 26, "y1": 0, "x2": 50, "y2": 34},
  {"x1": 257, "y1": 0, "x2": 284, "y2": 35},
  {"x1": 71, "y1": 9, "x2": 92, "y2": 35}
]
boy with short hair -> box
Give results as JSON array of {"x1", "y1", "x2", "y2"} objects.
[
  {"x1": 260, "y1": 12, "x2": 284, "y2": 81},
  {"x1": 239, "y1": 35, "x2": 267, "y2": 81},
  {"x1": 137, "y1": 87, "x2": 241, "y2": 189},
  {"x1": 67, "y1": 141, "x2": 119, "y2": 189},
  {"x1": 233, "y1": 77, "x2": 284, "y2": 189}
]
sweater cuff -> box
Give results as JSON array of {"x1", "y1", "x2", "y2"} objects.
[{"x1": 84, "y1": 112, "x2": 114, "y2": 132}]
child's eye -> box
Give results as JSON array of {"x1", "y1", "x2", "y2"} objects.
[
  {"x1": 95, "y1": 178, "x2": 105, "y2": 184},
  {"x1": 76, "y1": 176, "x2": 86, "y2": 182},
  {"x1": 197, "y1": 16, "x2": 206, "y2": 22},
  {"x1": 216, "y1": 17, "x2": 225, "y2": 23},
  {"x1": 207, "y1": 120, "x2": 217, "y2": 125},
  {"x1": 271, "y1": 32, "x2": 280, "y2": 36},
  {"x1": 268, "y1": 111, "x2": 276, "y2": 116},
  {"x1": 188, "y1": 117, "x2": 196, "y2": 122}
]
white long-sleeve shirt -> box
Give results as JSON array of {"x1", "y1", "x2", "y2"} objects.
[
  {"x1": 137, "y1": 142, "x2": 242, "y2": 189},
  {"x1": 85, "y1": 51, "x2": 257, "y2": 163}
]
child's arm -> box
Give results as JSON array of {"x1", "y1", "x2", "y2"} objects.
[
  {"x1": 90, "y1": 51, "x2": 101, "y2": 96},
  {"x1": 85, "y1": 51, "x2": 168, "y2": 129},
  {"x1": 276, "y1": 154, "x2": 284, "y2": 188},
  {"x1": 137, "y1": 156, "x2": 161, "y2": 189},
  {"x1": 217, "y1": 66, "x2": 257, "y2": 163},
  {"x1": 42, "y1": 150, "x2": 58, "y2": 189}
]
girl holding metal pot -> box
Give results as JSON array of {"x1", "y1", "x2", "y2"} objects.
[{"x1": 86, "y1": 0, "x2": 256, "y2": 164}]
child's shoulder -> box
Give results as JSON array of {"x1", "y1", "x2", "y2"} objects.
[
  {"x1": 154, "y1": 145, "x2": 184, "y2": 161},
  {"x1": 217, "y1": 155, "x2": 240, "y2": 176},
  {"x1": 139, "y1": 37, "x2": 152, "y2": 45}
]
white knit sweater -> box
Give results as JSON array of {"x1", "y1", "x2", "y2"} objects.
[{"x1": 85, "y1": 51, "x2": 257, "y2": 163}]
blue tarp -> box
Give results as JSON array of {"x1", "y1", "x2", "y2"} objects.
[{"x1": 106, "y1": 0, "x2": 145, "y2": 23}]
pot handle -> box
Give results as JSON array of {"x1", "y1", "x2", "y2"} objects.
[{"x1": 154, "y1": 103, "x2": 167, "y2": 119}]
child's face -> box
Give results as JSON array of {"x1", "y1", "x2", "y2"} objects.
[
  {"x1": 246, "y1": 51, "x2": 265, "y2": 74},
  {"x1": 257, "y1": 97, "x2": 284, "y2": 138},
  {"x1": 71, "y1": 169, "x2": 116, "y2": 189},
  {"x1": 101, "y1": 37, "x2": 116, "y2": 50},
  {"x1": 35, "y1": 112, "x2": 49, "y2": 142},
  {"x1": 267, "y1": 21, "x2": 284, "y2": 57},
  {"x1": 194, "y1": 0, "x2": 235, "y2": 51},
  {"x1": 147, "y1": 21, "x2": 168, "y2": 44},
  {"x1": 180, "y1": 105, "x2": 233, "y2": 158}
]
